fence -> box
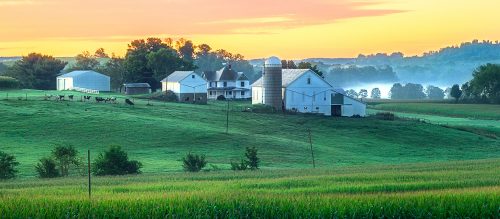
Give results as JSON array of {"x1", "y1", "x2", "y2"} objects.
[{"x1": 73, "y1": 87, "x2": 100, "y2": 94}]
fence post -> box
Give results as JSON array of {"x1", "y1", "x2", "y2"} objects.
[{"x1": 88, "y1": 149, "x2": 91, "y2": 199}]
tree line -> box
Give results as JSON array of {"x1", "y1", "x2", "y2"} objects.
[
  {"x1": 0, "y1": 146, "x2": 260, "y2": 180},
  {"x1": 0, "y1": 37, "x2": 255, "y2": 92}
]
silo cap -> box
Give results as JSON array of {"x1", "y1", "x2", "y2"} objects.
[{"x1": 265, "y1": 56, "x2": 282, "y2": 67}]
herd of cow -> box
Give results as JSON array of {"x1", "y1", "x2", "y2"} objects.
[{"x1": 45, "y1": 94, "x2": 135, "y2": 105}]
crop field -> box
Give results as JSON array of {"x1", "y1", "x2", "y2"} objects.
[
  {"x1": 0, "y1": 159, "x2": 498, "y2": 218},
  {"x1": 1, "y1": 90, "x2": 499, "y2": 177}
]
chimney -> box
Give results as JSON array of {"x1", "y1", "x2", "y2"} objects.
[{"x1": 228, "y1": 64, "x2": 232, "y2": 70}]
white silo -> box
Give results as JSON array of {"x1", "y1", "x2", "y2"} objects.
[{"x1": 263, "y1": 56, "x2": 283, "y2": 110}]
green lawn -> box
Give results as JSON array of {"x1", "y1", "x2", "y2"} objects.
[
  {"x1": 0, "y1": 159, "x2": 498, "y2": 218},
  {"x1": 1, "y1": 90, "x2": 499, "y2": 177},
  {"x1": 369, "y1": 102, "x2": 500, "y2": 120}
]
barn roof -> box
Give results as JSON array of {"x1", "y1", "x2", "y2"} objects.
[
  {"x1": 251, "y1": 69, "x2": 312, "y2": 88},
  {"x1": 58, "y1": 70, "x2": 108, "y2": 78},
  {"x1": 124, "y1": 83, "x2": 151, "y2": 88},
  {"x1": 161, "y1": 71, "x2": 195, "y2": 83}
]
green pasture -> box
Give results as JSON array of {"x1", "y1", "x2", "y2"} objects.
[{"x1": 0, "y1": 90, "x2": 498, "y2": 177}]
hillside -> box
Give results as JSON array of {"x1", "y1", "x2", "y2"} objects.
[{"x1": 0, "y1": 90, "x2": 498, "y2": 177}]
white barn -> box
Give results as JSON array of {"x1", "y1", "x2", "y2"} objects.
[
  {"x1": 252, "y1": 69, "x2": 366, "y2": 117},
  {"x1": 161, "y1": 71, "x2": 208, "y2": 103},
  {"x1": 57, "y1": 70, "x2": 110, "y2": 91}
]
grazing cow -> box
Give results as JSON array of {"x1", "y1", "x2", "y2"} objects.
[
  {"x1": 125, "y1": 99, "x2": 134, "y2": 106},
  {"x1": 84, "y1": 96, "x2": 92, "y2": 101},
  {"x1": 58, "y1": 95, "x2": 65, "y2": 101},
  {"x1": 105, "y1": 97, "x2": 117, "y2": 103},
  {"x1": 95, "y1": 97, "x2": 105, "y2": 103},
  {"x1": 68, "y1": 95, "x2": 74, "y2": 100}
]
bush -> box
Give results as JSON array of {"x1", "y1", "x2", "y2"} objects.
[
  {"x1": 374, "y1": 112, "x2": 396, "y2": 121},
  {"x1": 35, "y1": 158, "x2": 60, "y2": 178},
  {"x1": 92, "y1": 146, "x2": 142, "y2": 176},
  {"x1": 0, "y1": 151, "x2": 19, "y2": 179},
  {"x1": 182, "y1": 153, "x2": 207, "y2": 172},
  {"x1": 216, "y1": 95, "x2": 226, "y2": 101},
  {"x1": 145, "y1": 90, "x2": 178, "y2": 102},
  {"x1": 0, "y1": 76, "x2": 19, "y2": 90},
  {"x1": 52, "y1": 145, "x2": 80, "y2": 177},
  {"x1": 230, "y1": 159, "x2": 248, "y2": 171},
  {"x1": 245, "y1": 147, "x2": 260, "y2": 170}
]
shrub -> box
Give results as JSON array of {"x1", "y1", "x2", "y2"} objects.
[
  {"x1": 245, "y1": 147, "x2": 260, "y2": 170},
  {"x1": 52, "y1": 145, "x2": 80, "y2": 177},
  {"x1": 182, "y1": 153, "x2": 207, "y2": 172},
  {"x1": 230, "y1": 159, "x2": 248, "y2": 171},
  {"x1": 0, "y1": 151, "x2": 19, "y2": 179},
  {"x1": 0, "y1": 76, "x2": 19, "y2": 90},
  {"x1": 35, "y1": 158, "x2": 60, "y2": 178},
  {"x1": 216, "y1": 95, "x2": 226, "y2": 101},
  {"x1": 92, "y1": 146, "x2": 142, "y2": 176}
]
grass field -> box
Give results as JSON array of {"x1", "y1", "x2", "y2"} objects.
[
  {"x1": 369, "y1": 102, "x2": 500, "y2": 120},
  {"x1": 0, "y1": 159, "x2": 498, "y2": 218},
  {"x1": 1, "y1": 90, "x2": 498, "y2": 177}
]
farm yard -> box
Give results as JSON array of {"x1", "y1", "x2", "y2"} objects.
[{"x1": 0, "y1": 90, "x2": 499, "y2": 217}]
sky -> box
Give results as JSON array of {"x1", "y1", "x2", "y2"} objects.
[{"x1": 0, "y1": 0, "x2": 499, "y2": 59}]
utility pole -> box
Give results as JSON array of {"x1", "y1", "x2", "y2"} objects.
[
  {"x1": 88, "y1": 149, "x2": 91, "y2": 199},
  {"x1": 226, "y1": 100, "x2": 229, "y2": 134},
  {"x1": 308, "y1": 128, "x2": 316, "y2": 168}
]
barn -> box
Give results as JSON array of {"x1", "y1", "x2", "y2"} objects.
[
  {"x1": 251, "y1": 57, "x2": 366, "y2": 117},
  {"x1": 123, "y1": 83, "x2": 152, "y2": 95},
  {"x1": 161, "y1": 71, "x2": 208, "y2": 103},
  {"x1": 56, "y1": 70, "x2": 110, "y2": 91}
]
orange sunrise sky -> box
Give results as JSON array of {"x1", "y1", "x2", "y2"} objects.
[{"x1": 1, "y1": 0, "x2": 499, "y2": 59}]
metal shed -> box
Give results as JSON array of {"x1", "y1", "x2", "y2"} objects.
[
  {"x1": 123, "y1": 83, "x2": 152, "y2": 95},
  {"x1": 56, "y1": 70, "x2": 110, "y2": 91}
]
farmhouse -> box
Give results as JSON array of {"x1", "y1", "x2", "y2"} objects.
[
  {"x1": 56, "y1": 70, "x2": 110, "y2": 91},
  {"x1": 202, "y1": 65, "x2": 251, "y2": 99},
  {"x1": 161, "y1": 71, "x2": 208, "y2": 103},
  {"x1": 123, "y1": 83, "x2": 151, "y2": 95},
  {"x1": 252, "y1": 57, "x2": 366, "y2": 117}
]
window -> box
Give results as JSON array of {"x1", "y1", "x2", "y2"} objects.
[
  {"x1": 209, "y1": 91, "x2": 213, "y2": 95},
  {"x1": 240, "y1": 82, "x2": 245, "y2": 87},
  {"x1": 307, "y1": 78, "x2": 311, "y2": 84},
  {"x1": 215, "y1": 82, "x2": 217, "y2": 87},
  {"x1": 228, "y1": 91, "x2": 232, "y2": 95},
  {"x1": 241, "y1": 91, "x2": 245, "y2": 96},
  {"x1": 223, "y1": 82, "x2": 227, "y2": 87},
  {"x1": 191, "y1": 75, "x2": 195, "y2": 79}
]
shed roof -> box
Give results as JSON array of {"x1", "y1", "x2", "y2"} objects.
[
  {"x1": 161, "y1": 71, "x2": 194, "y2": 83},
  {"x1": 124, "y1": 83, "x2": 151, "y2": 88},
  {"x1": 202, "y1": 66, "x2": 249, "y2": 82},
  {"x1": 58, "y1": 70, "x2": 109, "y2": 78}
]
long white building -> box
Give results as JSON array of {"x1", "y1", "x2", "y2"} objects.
[{"x1": 251, "y1": 57, "x2": 366, "y2": 117}]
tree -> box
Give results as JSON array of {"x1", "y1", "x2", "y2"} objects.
[
  {"x1": 182, "y1": 153, "x2": 207, "y2": 172},
  {"x1": 68, "y1": 51, "x2": 100, "y2": 71},
  {"x1": 298, "y1": 62, "x2": 323, "y2": 78},
  {"x1": 94, "y1": 48, "x2": 109, "y2": 58},
  {"x1": 52, "y1": 145, "x2": 80, "y2": 177},
  {"x1": 371, "y1": 88, "x2": 381, "y2": 99},
  {"x1": 468, "y1": 64, "x2": 500, "y2": 103},
  {"x1": 0, "y1": 76, "x2": 20, "y2": 90},
  {"x1": 92, "y1": 146, "x2": 142, "y2": 176},
  {"x1": 450, "y1": 84, "x2": 462, "y2": 102},
  {"x1": 146, "y1": 48, "x2": 193, "y2": 80},
  {"x1": 282, "y1": 60, "x2": 297, "y2": 69},
  {"x1": 0, "y1": 151, "x2": 19, "y2": 179},
  {"x1": 6, "y1": 53, "x2": 67, "y2": 89},
  {"x1": 359, "y1": 89, "x2": 368, "y2": 99},
  {"x1": 390, "y1": 83, "x2": 425, "y2": 100},
  {"x1": 177, "y1": 39, "x2": 195, "y2": 61},
  {"x1": 426, "y1": 85, "x2": 445, "y2": 100},
  {"x1": 245, "y1": 147, "x2": 259, "y2": 170},
  {"x1": 346, "y1": 89, "x2": 359, "y2": 98},
  {"x1": 0, "y1": 63, "x2": 7, "y2": 75},
  {"x1": 99, "y1": 55, "x2": 127, "y2": 91},
  {"x1": 390, "y1": 83, "x2": 404, "y2": 99},
  {"x1": 35, "y1": 157, "x2": 60, "y2": 178}
]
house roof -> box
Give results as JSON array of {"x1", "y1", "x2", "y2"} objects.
[
  {"x1": 161, "y1": 71, "x2": 194, "y2": 83},
  {"x1": 202, "y1": 65, "x2": 249, "y2": 82},
  {"x1": 124, "y1": 83, "x2": 151, "y2": 88},
  {"x1": 251, "y1": 69, "x2": 312, "y2": 88},
  {"x1": 57, "y1": 70, "x2": 108, "y2": 78}
]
